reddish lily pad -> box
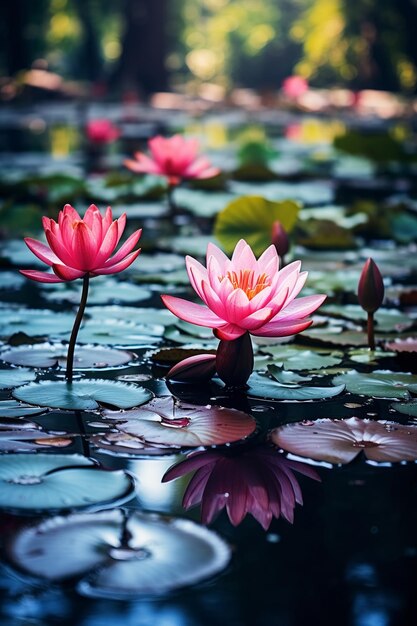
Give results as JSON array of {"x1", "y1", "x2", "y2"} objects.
[
  {"x1": 1, "y1": 343, "x2": 133, "y2": 369},
  {"x1": 384, "y1": 337, "x2": 417, "y2": 353},
  {"x1": 103, "y1": 396, "x2": 256, "y2": 448},
  {"x1": 271, "y1": 417, "x2": 417, "y2": 464}
]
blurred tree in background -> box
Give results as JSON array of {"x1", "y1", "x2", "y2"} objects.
[{"x1": 0, "y1": 0, "x2": 416, "y2": 96}]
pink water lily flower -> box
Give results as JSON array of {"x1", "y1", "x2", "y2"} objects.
[
  {"x1": 86, "y1": 119, "x2": 120, "y2": 144},
  {"x1": 124, "y1": 134, "x2": 220, "y2": 186},
  {"x1": 161, "y1": 239, "x2": 326, "y2": 341},
  {"x1": 20, "y1": 204, "x2": 142, "y2": 283},
  {"x1": 163, "y1": 444, "x2": 320, "y2": 529}
]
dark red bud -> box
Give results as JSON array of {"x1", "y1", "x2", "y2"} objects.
[
  {"x1": 358, "y1": 258, "x2": 384, "y2": 313},
  {"x1": 271, "y1": 221, "x2": 289, "y2": 258},
  {"x1": 167, "y1": 354, "x2": 216, "y2": 382},
  {"x1": 216, "y1": 332, "x2": 254, "y2": 388}
]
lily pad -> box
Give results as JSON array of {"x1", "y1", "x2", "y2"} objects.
[
  {"x1": 9, "y1": 509, "x2": 231, "y2": 598},
  {"x1": 0, "y1": 307, "x2": 75, "y2": 339},
  {"x1": 0, "y1": 368, "x2": 37, "y2": 389},
  {"x1": 247, "y1": 373, "x2": 345, "y2": 401},
  {"x1": 1, "y1": 343, "x2": 133, "y2": 369},
  {"x1": 13, "y1": 379, "x2": 153, "y2": 410},
  {"x1": 0, "y1": 400, "x2": 47, "y2": 418},
  {"x1": 390, "y1": 402, "x2": 417, "y2": 418},
  {"x1": 0, "y1": 271, "x2": 25, "y2": 291},
  {"x1": 77, "y1": 320, "x2": 161, "y2": 347},
  {"x1": 42, "y1": 279, "x2": 151, "y2": 305},
  {"x1": 103, "y1": 396, "x2": 256, "y2": 448},
  {"x1": 260, "y1": 346, "x2": 343, "y2": 371},
  {"x1": 214, "y1": 196, "x2": 300, "y2": 256},
  {"x1": 332, "y1": 370, "x2": 417, "y2": 399},
  {"x1": 322, "y1": 305, "x2": 415, "y2": 332},
  {"x1": 271, "y1": 417, "x2": 417, "y2": 464},
  {"x1": 0, "y1": 428, "x2": 71, "y2": 452},
  {"x1": 0, "y1": 454, "x2": 135, "y2": 512}
]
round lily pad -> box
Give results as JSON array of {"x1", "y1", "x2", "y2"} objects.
[
  {"x1": 77, "y1": 319, "x2": 162, "y2": 347},
  {"x1": 9, "y1": 509, "x2": 231, "y2": 598},
  {"x1": 247, "y1": 373, "x2": 345, "y2": 401},
  {"x1": 13, "y1": 379, "x2": 153, "y2": 410},
  {"x1": 332, "y1": 370, "x2": 417, "y2": 399},
  {"x1": 271, "y1": 417, "x2": 417, "y2": 464},
  {"x1": 0, "y1": 428, "x2": 71, "y2": 452},
  {"x1": 1, "y1": 343, "x2": 133, "y2": 369},
  {"x1": 261, "y1": 347, "x2": 343, "y2": 371},
  {"x1": 0, "y1": 368, "x2": 37, "y2": 390},
  {"x1": 0, "y1": 454, "x2": 135, "y2": 512},
  {"x1": 0, "y1": 400, "x2": 47, "y2": 418},
  {"x1": 0, "y1": 307, "x2": 75, "y2": 339},
  {"x1": 322, "y1": 305, "x2": 414, "y2": 332},
  {"x1": 42, "y1": 278, "x2": 151, "y2": 305},
  {"x1": 390, "y1": 402, "x2": 417, "y2": 418},
  {"x1": 384, "y1": 337, "x2": 417, "y2": 353},
  {"x1": 103, "y1": 396, "x2": 256, "y2": 448}
]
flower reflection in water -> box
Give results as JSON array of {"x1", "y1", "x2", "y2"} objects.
[
  {"x1": 271, "y1": 417, "x2": 417, "y2": 465},
  {"x1": 163, "y1": 443, "x2": 320, "y2": 530}
]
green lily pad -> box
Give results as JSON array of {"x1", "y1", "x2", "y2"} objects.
[
  {"x1": 77, "y1": 320, "x2": 162, "y2": 347},
  {"x1": 13, "y1": 379, "x2": 153, "y2": 410},
  {"x1": 0, "y1": 307, "x2": 75, "y2": 339},
  {"x1": 0, "y1": 368, "x2": 37, "y2": 389},
  {"x1": 390, "y1": 402, "x2": 417, "y2": 418},
  {"x1": 42, "y1": 279, "x2": 151, "y2": 305},
  {"x1": 0, "y1": 454, "x2": 134, "y2": 513},
  {"x1": 174, "y1": 188, "x2": 236, "y2": 218},
  {"x1": 0, "y1": 400, "x2": 47, "y2": 418},
  {"x1": 332, "y1": 370, "x2": 417, "y2": 399},
  {"x1": 247, "y1": 373, "x2": 345, "y2": 401},
  {"x1": 267, "y1": 366, "x2": 313, "y2": 384},
  {"x1": 214, "y1": 196, "x2": 300, "y2": 256},
  {"x1": 1, "y1": 343, "x2": 133, "y2": 369},
  {"x1": 322, "y1": 305, "x2": 415, "y2": 332},
  {"x1": 260, "y1": 346, "x2": 343, "y2": 370}
]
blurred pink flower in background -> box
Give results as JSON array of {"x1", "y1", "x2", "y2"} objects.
[
  {"x1": 163, "y1": 444, "x2": 320, "y2": 529},
  {"x1": 282, "y1": 76, "x2": 309, "y2": 100},
  {"x1": 20, "y1": 204, "x2": 141, "y2": 283},
  {"x1": 162, "y1": 239, "x2": 326, "y2": 341},
  {"x1": 86, "y1": 119, "x2": 120, "y2": 144},
  {"x1": 125, "y1": 134, "x2": 220, "y2": 186}
]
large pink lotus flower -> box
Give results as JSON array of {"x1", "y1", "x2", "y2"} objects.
[
  {"x1": 86, "y1": 119, "x2": 120, "y2": 144},
  {"x1": 124, "y1": 134, "x2": 220, "y2": 186},
  {"x1": 163, "y1": 444, "x2": 320, "y2": 529},
  {"x1": 161, "y1": 239, "x2": 326, "y2": 341},
  {"x1": 20, "y1": 204, "x2": 142, "y2": 283}
]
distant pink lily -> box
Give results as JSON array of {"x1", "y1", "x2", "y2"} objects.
[
  {"x1": 20, "y1": 204, "x2": 142, "y2": 382},
  {"x1": 86, "y1": 119, "x2": 120, "y2": 145},
  {"x1": 125, "y1": 135, "x2": 219, "y2": 186},
  {"x1": 163, "y1": 444, "x2": 320, "y2": 529},
  {"x1": 162, "y1": 240, "x2": 326, "y2": 386},
  {"x1": 125, "y1": 135, "x2": 220, "y2": 214}
]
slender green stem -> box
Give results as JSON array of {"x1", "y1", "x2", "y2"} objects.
[
  {"x1": 367, "y1": 311, "x2": 375, "y2": 351},
  {"x1": 166, "y1": 184, "x2": 176, "y2": 216},
  {"x1": 66, "y1": 274, "x2": 90, "y2": 383}
]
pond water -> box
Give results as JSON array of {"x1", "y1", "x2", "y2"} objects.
[{"x1": 0, "y1": 104, "x2": 416, "y2": 626}]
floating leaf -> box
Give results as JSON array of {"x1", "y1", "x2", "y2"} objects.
[
  {"x1": 384, "y1": 337, "x2": 417, "y2": 353},
  {"x1": 271, "y1": 417, "x2": 417, "y2": 464},
  {"x1": 42, "y1": 278, "x2": 151, "y2": 305},
  {"x1": 77, "y1": 320, "x2": 161, "y2": 347},
  {"x1": 247, "y1": 373, "x2": 345, "y2": 401},
  {"x1": 266, "y1": 367, "x2": 313, "y2": 385},
  {"x1": 390, "y1": 402, "x2": 417, "y2": 418},
  {"x1": 322, "y1": 305, "x2": 414, "y2": 332},
  {"x1": 261, "y1": 346, "x2": 343, "y2": 370},
  {"x1": 174, "y1": 188, "x2": 236, "y2": 218},
  {"x1": 0, "y1": 271, "x2": 25, "y2": 291},
  {"x1": 0, "y1": 307, "x2": 75, "y2": 339},
  {"x1": 0, "y1": 368, "x2": 36, "y2": 389},
  {"x1": 0, "y1": 454, "x2": 134, "y2": 512},
  {"x1": 332, "y1": 370, "x2": 417, "y2": 399},
  {"x1": 103, "y1": 396, "x2": 256, "y2": 448},
  {"x1": 214, "y1": 196, "x2": 300, "y2": 256},
  {"x1": 0, "y1": 428, "x2": 69, "y2": 452},
  {"x1": 13, "y1": 380, "x2": 153, "y2": 410},
  {"x1": 1, "y1": 343, "x2": 133, "y2": 369},
  {"x1": 9, "y1": 510, "x2": 231, "y2": 598}
]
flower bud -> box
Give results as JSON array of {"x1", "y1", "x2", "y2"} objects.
[
  {"x1": 271, "y1": 221, "x2": 289, "y2": 259},
  {"x1": 167, "y1": 353, "x2": 216, "y2": 382},
  {"x1": 216, "y1": 332, "x2": 254, "y2": 388},
  {"x1": 358, "y1": 258, "x2": 384, "y2": 313}
]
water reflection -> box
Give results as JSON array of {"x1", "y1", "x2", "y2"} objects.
[{"x1": 163, "y1": 443, "x2": 320, "y2": 529}]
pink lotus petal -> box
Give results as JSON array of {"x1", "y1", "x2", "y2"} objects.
[
  {"x1": 91, "y1": 249, "x2": 141, "y2": 275},
  {"x1": 161, "y1": 295, "x2": 224, "y2": 328},
  {"x1": 19, "y1": 269, "x2": 65, "y2": 283},
  {"x1": 271, "y1": 417, "x2": 417, "y2": 464},
  {"x1": 103, "y1": 229, "x2": 142, "y2": 267},
  {"x1": 24, "y1": 238, "x2": 60, "y2": 266},
  {"x1": 214, "y1": 323, "x2": 247, "y2": 341},
  {"x1": 52, "y1": 264, "x2": 86, "y2": 281},
  {"x1": 45, "y1": 228, "x2": 78, "y2": 269},
  {"x1": 252, "y1": 318, "x2": 313, "y2": 337},
  {"x1": 276, "y1": 294, "x2": 327, "y2": 321}
]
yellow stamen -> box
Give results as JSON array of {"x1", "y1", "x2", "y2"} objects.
[{"x1": 220, "y1": 269, "x2": 271, "y2": 300}]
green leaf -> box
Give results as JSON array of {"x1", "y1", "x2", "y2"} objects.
[
  {"x1": 13, "y1": 379, "x2": 153, "y2": 410},
  {"x1": 214, "y1": 196, "x2": 300, "y2": 256},
  {"x1": 247, "y1": 373, "x2": 345, "y2": 401},
  {"x1": 391, "y1": 402, "x2": 417, "y2": 417},
  {"x1": 0, "y1": 368, "x2": 37, "y2": 389},
  {"x1": 260, "y1": 346, "x2": 343, "y2": 371},
  {"x1": 332, "y1": 370, "x2": 417, "y2": 399}
]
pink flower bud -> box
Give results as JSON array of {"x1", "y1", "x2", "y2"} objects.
[
  {"x1": 358, "y1": 258, "x2": 384, "y2": 313},
  {"x1": 167, "y1": 353, "x2": 216, "y2": 382},
  {"x1": 271, "y1": 221, "x2": 289, "y2": 258}
]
